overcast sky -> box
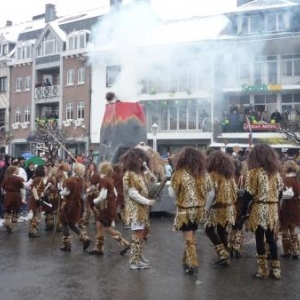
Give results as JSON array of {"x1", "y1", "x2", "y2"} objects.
[{"x1": 0, "y1": 0, "x2": 236, "y2": 26}]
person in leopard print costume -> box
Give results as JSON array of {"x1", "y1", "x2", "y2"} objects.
[
  {"x1": 169, "y1": 146, "x2": 213, "y2": 275},
  {"x1": 244, "y1": 143, "x2": 283, "y2": 280}
]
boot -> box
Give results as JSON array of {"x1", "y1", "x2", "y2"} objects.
[
  {"x1": 44, "y1": 213, "x2": 54, "y2": 231},
  {"x1": 129, "y1": 236, "x2": 149, "y2": 270},
  {"x1": 83, "y1": 209, "x2": 91, "y2": 226},
  {"x1": 113, "y1": 234, "x2": 130, "y2": 255},
  {"x1": 79, "y1": 231, "x2": 91, "y2": 250},
  {"x1": 4, "y1": 212, "x2": 12, "y2": 233},
  {"x1": 183, "y1": 239, "x2": 198, "y2": 274},
  {"x1": 11, "y1": 213, "x2": 18, "y2": 233},
  {"x1": 281, "y1": 235, "x2": 291, "y2": 258},
  {"x1": 215, "y1": 244, "x2": 230, "y2": 266},
  {"x1": 106, "y1": 227, "x2": 130, "y2": 255},
  {"x1": 270, "y1": 260, "x2": 281, "y2": 280},
  {"x1": 78, "y1": 218, "x2": 86, "y2": 230},
  {"x1": 254, "y1": 254, "x2": 269, "y2": 279},
  {"x1": 60, "y1": 235, "x2": 71, "y2": 251},
  {"x1": 232, "y1": 230, "x2": 243, "y2": 259},
  {"x1": 290, "y1": 234, "x2": 299, "y2": 259},
  {"x1": 89, "y1": 235, "x2": 104, "y2": 255},
  {"x1": 28, "y1": 217, "x2": 40, "y2": 238}
]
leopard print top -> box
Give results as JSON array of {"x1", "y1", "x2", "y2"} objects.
[
  {"x1": 171, "y1": 168, "x2": 213, "y2": 230},
  {"x1": 123, "y1": 171, "x2": 150, "y2": 227},
  {"x1": 245, "y1": 168, "x2": 283, "y2": 231},
  {"x1": 171, "y1": 168, "x2": 213, "y2": 208},
  {"x1": 205, "y1": 171, "x2": 237, "y2": 228}
]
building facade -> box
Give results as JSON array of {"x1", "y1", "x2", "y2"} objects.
[{"x1": 1, "y1": 0, "x2": 300, "y2": 159}]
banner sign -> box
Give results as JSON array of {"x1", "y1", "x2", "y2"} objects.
[{"x1": 243, "y1": 123, "x2": 280, "y2": 130}]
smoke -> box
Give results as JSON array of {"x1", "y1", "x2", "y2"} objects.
[
  {"x1": 88, "y1": 1, "x2": 166, "y2": 101},
  {"x1": 87, "y1": 0, "x2": 283, "y2": 144}
]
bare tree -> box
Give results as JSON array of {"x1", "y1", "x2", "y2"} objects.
[
  {"x1": 27, "y1": 118, "x2": 70, "y2": 163},
  {"x1": 281, "y1": 120, "x2": 300, "y2": 144}
]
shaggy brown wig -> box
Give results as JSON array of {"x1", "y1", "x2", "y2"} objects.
[
  {"x1": 207, "y1": 150, "x2": 235, "y2": 179},
  {"x1": 34, "y1": 165, "x2": 46, "y2": 177},
  {"x1": 247, "y1": 143, "x2": 281, "y2": 176},
  {"x1": 173, "y1": 146, "x2": 206, "y2": 177},
  {"x1": 283, "y1": 159, "x2": 299, "y2": 174},
  {"x1": 119, "y1": 148, "x2": 150, "y2": 174}
]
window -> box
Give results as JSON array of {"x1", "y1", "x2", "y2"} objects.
[
  {"x1": 77, "y1": 102, "x2": 84, "y2": 119},
  {"x1": 265, "y1": 14, "x2": 276, "y2": 32},
  {"x1": 179, "y1": 105, "x2": 187, "y2": 130},
  {"x1": 78, "y1": 67, "x2": 85, "y2": 84},
  {"x1": 16, "y1": 44, "x2": 31, "y2": 60},
  {"x1": 24, "y1": 76, "x2": 31, "y2": 90},
  {"x1": 161, "y1": 107, "x2": 168, "y2": 130},
  {"x1": 66, "y1": 103, "x2": 73, "y2": 120},
  {"x1": 37, "y1": 31, "x2": 59, "y2": 57},
  {"x1": 78, "y1": 32, "x2": 87, "y2": 48},
  {"x1": 0, "y1": 108, "x2": 5, "y2": 128},
  {"x1": 66, "y1": 31, "x2": 89, "y2": 51},
  {"x1": 169, "y1": 107, "x2": 177, "y2": 130},
  {"x1": 282, "y1": 54, "x2": 300, "y2": 76},
  {"x1": 250, "y1": 15, "x2": 263, "y2": 33},
  {"x1": 67, "y1": 36, "x2": 75, "y2": 51},
  {"x1": 106, "y1": 66, "x2": 121, "y2": 87},
  {"x1": 67, "y1": 69, "x2": 74, "y2": 85},
  {"x1": 265, "y1": 13, "x2": 285, "y2": 32},
  {"x1": 2, "y1": 44, "x2": 8, "y2": 55},
  {"x1": 24, "y1": 106, "x2": 30, "y2": 123},
  {"x1": 15, "y1": 107, "x2": 21, "y2": 123},
  {"x1": 0, "y1": 77, "x2": 7, "y2": 93},
  {"x1": 16, "y1": 77, "x2": 22, "y2": 91}
]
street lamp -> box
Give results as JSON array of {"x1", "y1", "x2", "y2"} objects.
[{"x1": 151, "y1": 123, "x2": 159, "y2": 152}]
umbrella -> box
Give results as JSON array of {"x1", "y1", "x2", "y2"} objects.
[
  {"x1": 25, "y1": 156, "x2": 45, "y2": 166},
  {"x1": 21, "y1": 152, "x2": 34, "y2": 160}
]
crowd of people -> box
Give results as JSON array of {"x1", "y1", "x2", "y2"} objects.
[{"x1": 0, "y1": 143, "x2": 299, "y2": 279}]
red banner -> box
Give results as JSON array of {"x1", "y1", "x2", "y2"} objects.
[{"x1": 243, "y1": 123, "x2": 280, "y2": 131}]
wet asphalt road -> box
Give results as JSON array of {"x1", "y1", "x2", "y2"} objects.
[{"x1": 0, "y1": 213, "x2": 299, "y2": 300}]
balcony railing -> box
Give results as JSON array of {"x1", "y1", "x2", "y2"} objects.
[{"x1": 35, "y1": 85, "x2": 59, "y2": 100}]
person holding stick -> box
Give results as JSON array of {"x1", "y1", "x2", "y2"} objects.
[{"x1": 120, "y1": 148, "x2": 156, "y2": 270}]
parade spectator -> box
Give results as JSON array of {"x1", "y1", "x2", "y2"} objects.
[
  {"x1": 280, "y1": 160, "x2": 300, "y2": 259},
  {"x1": 270, "y1": 109, "x2": 282, "y2": 123},
  {"x1": 0, "y1": 159, "x2": 6, "y2": 221},
  {"x1": 164, "y1": 159, "x2": 173, "y2": 180}
]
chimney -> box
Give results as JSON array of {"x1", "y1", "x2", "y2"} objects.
[
  {"x1": 6, "y1": 20, "x2": 13, "y2": 27},
  {"x1": 110, "y1": 0, "x2": 122, "y2": 10},
  {"x1": 45, "y1": 3, "x2": 57, "y2": 23}
]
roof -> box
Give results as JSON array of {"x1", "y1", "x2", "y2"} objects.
[
  {"x1": 0, "y1": 21, "x2": 36, "y2": 43},
  {"x1": 154, "y1": 15, "x2": 229, "y2": 45},
  {"x1": 229, "y1": 0, "x2": 299, "y2": 14}
]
